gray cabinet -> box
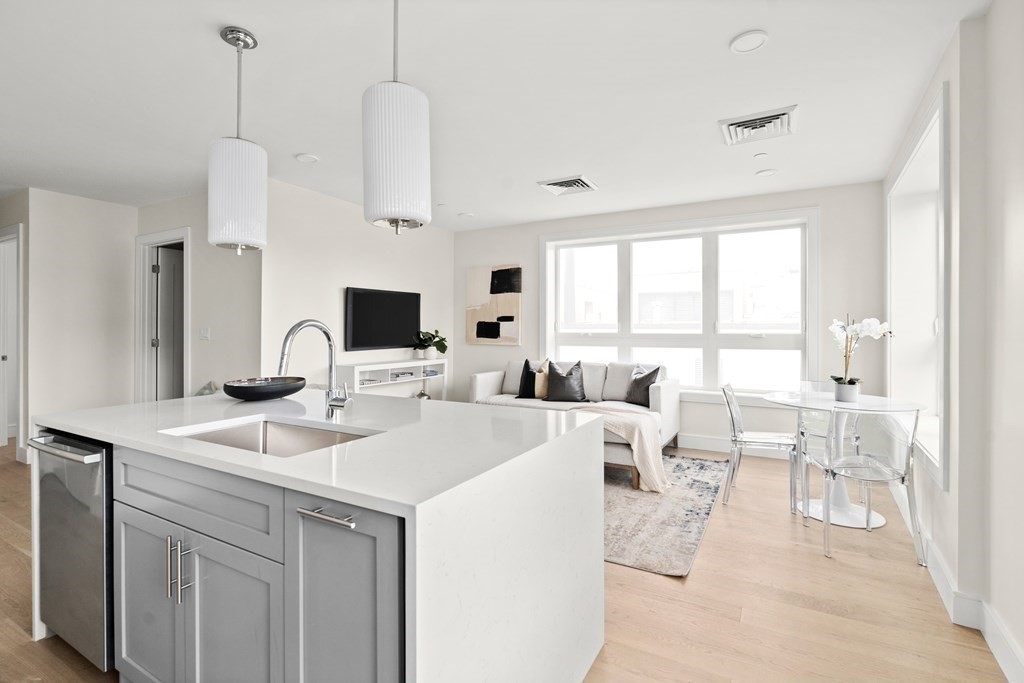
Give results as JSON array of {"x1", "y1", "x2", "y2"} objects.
[
  {"x1": 284, "y1": 491, "x2": 403, "y2": 683},
  {"x1": 114, "y1": 502, "x2": 186, "y2": 683},
  {"x1": 182, "y1": 527, "x2": 284, "y2": 682},
  {"x1": 114, "y1": 502, "x2": 285, "y2": 683}
]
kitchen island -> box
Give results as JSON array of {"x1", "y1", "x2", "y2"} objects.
[{"x1": 32, "y1": 390, "x2": 606, "y2": 682}]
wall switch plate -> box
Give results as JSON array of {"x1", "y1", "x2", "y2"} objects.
[{"x1": 199, "y1": 327, "x2": 211, "y2": 341}]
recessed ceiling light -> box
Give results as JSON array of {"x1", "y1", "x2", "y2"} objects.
[
  {"x1": 436, "y1": 203, "x2": 446, "y2": 207},
  {"x1": 753, "y1": 152, "x2": 768, "y2": 159},
  {"x1": 295, "y1": 153, "x2": 320, "y2": 164},
  {"x1": 730, "y1": 30, "x2": 768, "y2": 54},
  {"x1": 756, "y1": 168, "x2": 778, "y2": 177},
  {"x1": 457, "y1": 212, "x2": 474, "y2": 218}
]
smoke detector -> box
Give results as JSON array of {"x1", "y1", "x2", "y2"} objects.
[
  {"x1": 719, "y1": 105, "x2": 796, "y2": 146},
  {"x1": 538, "y1": 175, "x2": 598, "y2": 196}
]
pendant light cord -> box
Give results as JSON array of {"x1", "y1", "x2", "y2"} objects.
[
  {"x1": 393, "y1": 0, "x2": 399, "y2": 82},
  {"x1": 235, "y1": 41, "x2": 244, "y2": 138}
]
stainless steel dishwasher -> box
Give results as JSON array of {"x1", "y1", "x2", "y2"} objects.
[{"x1": 30, "y1": 429, "x2": 113, "y2": 672}]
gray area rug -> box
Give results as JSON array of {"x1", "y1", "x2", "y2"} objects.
[{"x1": 605, "y1": 455, "x2": 729, "y2": 577}]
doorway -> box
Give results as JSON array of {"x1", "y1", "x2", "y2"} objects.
[
  {"x1": 135, "y1": 228, "x2": 191, "y2": 402},
  {"x1": 0, "y1": 223, "x2": 23, "y2": 451}
]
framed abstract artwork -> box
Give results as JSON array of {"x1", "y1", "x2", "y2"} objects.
[{"x1": 466, "y1": 264, "x2": 522, "y2": 345}]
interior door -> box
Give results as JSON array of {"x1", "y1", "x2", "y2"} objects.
[
  {"x1": 0, "y1": 240, "x2": 9, "y2": 443},
  {"x1": 156, "y1": 246, "x2": 184, "y2": 400}
]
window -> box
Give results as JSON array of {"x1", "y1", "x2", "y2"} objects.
[
  {"x1": 557, "y1": 244, "x2": 617, "y2": 332},
  {"x1": 631, "y1": 238, "x2": 702, "y2": 333},
  {"x1": 718, "y1": 228, "x2": 801, "y2": 333},
  {"x1": 544, "y1": 212, "x2": 815, "y2": 393}
]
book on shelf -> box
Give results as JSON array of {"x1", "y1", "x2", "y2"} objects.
[{"x1": 359, "y1": 378, "x2": 383, "y2": 386}]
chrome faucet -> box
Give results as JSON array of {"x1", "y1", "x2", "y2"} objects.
[{"x1": 277, "y1": 319, "x2": 352, "y2": 415}]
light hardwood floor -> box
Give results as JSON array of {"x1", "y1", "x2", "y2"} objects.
[
  {"x1": 587, "y1": 448, "x2": 1004, "y2": 682},
  {"x1": 0, "y1": 441, "x2": 1003, "y2": 681}
]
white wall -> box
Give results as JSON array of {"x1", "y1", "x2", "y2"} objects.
[
  {"x1": 138, "y1": 192, "x2": 262, "y2": 394},
  {"x1": 984, "y1": 0, "x2": 1024, "y2": 674},
  {"x1": 26, "y1": 189, "x2": 137, "y2": 422},
  {"x1": 259, "y1": 180, "x2": 454, "y2": 396},
  {"x1": 452, "y1": 182, "x2": 886, "y2": 445}
]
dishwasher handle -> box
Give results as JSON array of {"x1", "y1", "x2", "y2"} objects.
[{"x1": 28, "y1": 435, "x2": 103, "y2": 465}]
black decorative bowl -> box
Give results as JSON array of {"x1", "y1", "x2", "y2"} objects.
[{"x1": 224, "y1": 376, "x2": 306, "y2": 401}]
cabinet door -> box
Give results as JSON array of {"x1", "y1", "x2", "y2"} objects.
[
  {"x1": 182, "y1": 528, "x2": 285, "y2": 683},
  {"x1": 114, "y1": 502, "x2": 185, "y2": 683},
  {"x1": 284, "y1": 492, "x2": 403, "y2": 683}
]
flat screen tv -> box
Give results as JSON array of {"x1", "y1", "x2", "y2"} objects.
[{"x1": 345, "y1": 287, "x2": 421, "y2": 351}]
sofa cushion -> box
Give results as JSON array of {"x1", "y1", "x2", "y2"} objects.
[
  {"x1": 501, "y1": 360, "x2": 524, "y2": 395},
  {"x1": 545, "y1": 361, "x2": 587, "y2": 402},
  {"x1": 479, "y1": 395, "x2": 580, "y2": 412},
  {"x1": 625, "y1": 365, "x2": 660, "y2": 407},
  {"x1": 603, "y1": 362, "x2": 639, "y2": 402},
  {"x1": 603, "y1": 362, "x2": 665, "y2": 401},
  {"x1": 552, "y1": 361, "x2": 606, "y2": 402}
]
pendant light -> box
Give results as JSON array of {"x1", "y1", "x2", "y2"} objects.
[
  {"x1": 362, "y1": 0, "x2": 431, "y2": 235},
  {"x1": 208, "y1": 26, "x2": 268, "y2": 254}
]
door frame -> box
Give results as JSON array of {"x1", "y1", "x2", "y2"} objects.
[
  {"x1": 0, "y1": 223, "x2": 25, "y2": 456},
  {"x1": 135, "y1": 228, "x2": 191, "y2": 402}
]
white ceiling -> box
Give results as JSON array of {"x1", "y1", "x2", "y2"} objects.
[{"x1": 0, "y1": 0, "x2": 988, "y2": 231}]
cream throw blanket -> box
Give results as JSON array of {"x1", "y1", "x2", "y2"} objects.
[{"x1": 578, "y1": 405, "x2": 670, "y2": 493}]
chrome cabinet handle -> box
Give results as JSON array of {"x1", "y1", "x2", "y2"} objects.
[
  {"x1": 296, "y1": 506, "x2": 356, "y2": 530},
  {"x1": 28, "y1": 435, "x2": 102, "y2": 464},
  {"x1": 166, "y1": 536, "x2": 173, "y2": 600},
  {"x1": 175, "y1": 540, "x2": 195, "y2": 606}
]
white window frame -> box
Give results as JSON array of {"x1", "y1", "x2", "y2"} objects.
[{"x1": 539, "y1": 208, "x2": 820, "y2": 397}]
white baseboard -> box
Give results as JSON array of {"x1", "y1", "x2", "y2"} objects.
[
  {"x1": 676, "y1": 433, "x2": 789, "y2": 460},
  {"x1": 912, "y1": 521, "x2": 1023, "y2": 681},
  {"x1": 981, "y1": 604, "x2": 1024, "y2": 682}
]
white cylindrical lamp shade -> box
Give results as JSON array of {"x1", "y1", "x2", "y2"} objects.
[
  {"x1": 208, "y1": 137, "x2": 268, "y2": 250},
  {"x1": 362, "y1": 81, "x2": 431, "y2": 229}
]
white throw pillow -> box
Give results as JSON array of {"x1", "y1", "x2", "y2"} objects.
[
  {"x1": 602, "y1": 362, "x2": 638, "y2": 402},
  {"x1": 501, "y1": 360, "x2": 526, "y2": 395}
]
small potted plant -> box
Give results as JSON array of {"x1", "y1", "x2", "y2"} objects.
[
  {"x1": 829, "y1": 315, "x2": 892, "y2": 402},
  {"x1": 413, "y1": 330, "x2": 448, "y2": 360}
]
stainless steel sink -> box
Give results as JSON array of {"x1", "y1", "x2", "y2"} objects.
[{"x1": 184, "y1": 420, "x2": 366, "y2": 457}]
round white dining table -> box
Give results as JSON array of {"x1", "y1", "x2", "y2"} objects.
[{"x1": 762, "y1": 390, "x2": 923, "y2": 529}]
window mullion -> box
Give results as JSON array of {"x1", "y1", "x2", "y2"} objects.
[
  {"x1": 703, "y1": 235, "x2": 719, "y2": 390},
  {"x1": 618, "y1": 241, "x2": 631, "y2": 362}
]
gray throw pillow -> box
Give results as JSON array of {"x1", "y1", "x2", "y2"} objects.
[
  {"x1": 544, "y1": 361, "x2": 587, "y2": 402},
  {"x1": 624, "y1": 365, "x2": 659, "y2": 407}
]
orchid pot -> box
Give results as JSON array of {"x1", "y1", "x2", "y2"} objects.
[{"x1": 833, "y1": 381, "x2": 861, "y2": 403}]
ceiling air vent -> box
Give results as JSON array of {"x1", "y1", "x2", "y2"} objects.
[
  {"x1": 538, "y1": 175, "x2": 598, "y2": 196},
  {"x1": 718, "y1": 105, "x2": 796, "y2": 146}
]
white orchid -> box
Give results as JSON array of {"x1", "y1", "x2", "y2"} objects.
[{"x1": 829, "y1": 315, "x2": 892, "y2": 385}]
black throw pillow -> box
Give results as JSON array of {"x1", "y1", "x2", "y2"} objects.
[
  {"x1": 544, "y1": 361, "x2": 587, "y2": 402},
  {"x1": 624, "y1": 365, "x2": 659, "y2": 407},
  {"x1": 516, "y1": 359, "x2": 538, "y2": 399}
]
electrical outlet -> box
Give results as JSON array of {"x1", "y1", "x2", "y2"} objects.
[{"x1": 199, "y1": 327, "x2": 211, "y2": 341}]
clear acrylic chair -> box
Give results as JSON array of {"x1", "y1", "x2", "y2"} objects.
[
  {"x1": 721, "y1": 384, "x2": 798, "y2": 509},
  {"x1": 803, "y1": 407, "x2": 926, "y2": 565},
  {"x1": 798, "y1": 380, "x2": 865, "y2": 501}
]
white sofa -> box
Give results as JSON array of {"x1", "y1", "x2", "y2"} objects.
[{"x1": 469, "y1": 360, "x2": 680, "y2": 489}]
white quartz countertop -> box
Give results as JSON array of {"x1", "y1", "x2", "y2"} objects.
[{"x1": 34, "y1": 391, "x2": 600, "y2": 516}]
